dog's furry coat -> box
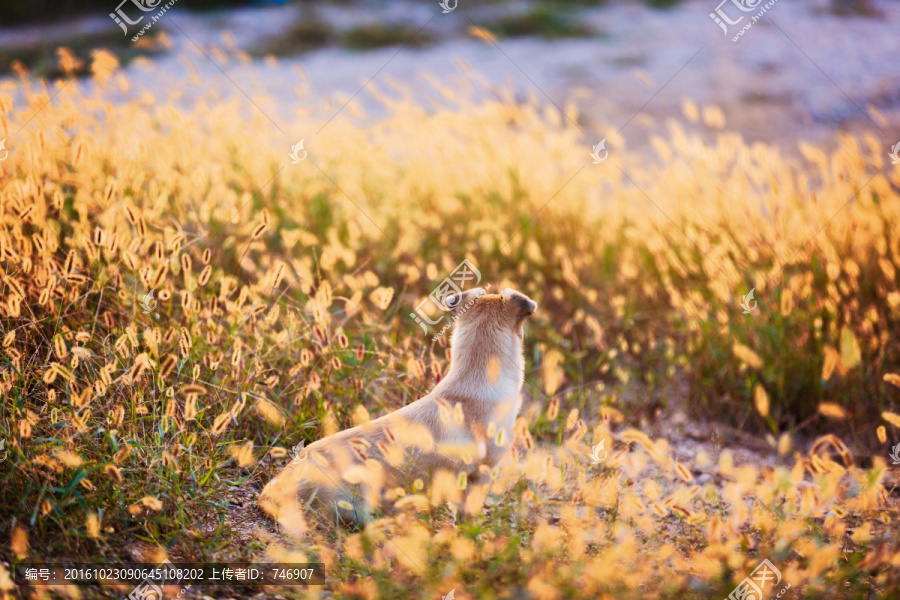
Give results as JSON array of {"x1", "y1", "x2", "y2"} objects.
[{"x1": 258, "y1": 287, "x2": 536, "y2": 525}]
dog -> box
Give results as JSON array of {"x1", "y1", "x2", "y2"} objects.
[{"x1": 258, "y1": 287, "x2": 537, "y2": 525}]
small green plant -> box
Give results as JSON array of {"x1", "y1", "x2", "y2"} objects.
[
  {"x1": 341, "y1": 23, "x2": 435, "y2": 50},
  {"x1": 479, "y1": 5, "x2": 594, "y2": 39},
  {"x1": 252, "y1": 14, "x2": 335, "y2": 56},
  {"x1": 642, "y1": 0, "x2": 683, "y2": 9}
]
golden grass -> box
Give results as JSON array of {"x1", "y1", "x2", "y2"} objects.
[{"x1": 0, "y1": 49, "x2": 899, "y2": 599}]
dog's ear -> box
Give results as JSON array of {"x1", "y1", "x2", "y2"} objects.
[
  {"x1": 445, "y1": 287, "x2": 485, "y2": 312},
  {"x1": 502, "y1": 287, "x2": 537, "y2": 317}
]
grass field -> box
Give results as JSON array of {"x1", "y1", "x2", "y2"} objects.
[{"x1": 1, "y1": 49, "x2": 899, "y2": 599}]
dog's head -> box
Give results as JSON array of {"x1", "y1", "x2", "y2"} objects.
[{"x1": 446, "y1": 286, "x2": 537, "y2": 340}]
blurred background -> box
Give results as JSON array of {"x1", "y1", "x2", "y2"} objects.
[{"x1": 2, "y1": 0, "x2": 897, "y2": 148}]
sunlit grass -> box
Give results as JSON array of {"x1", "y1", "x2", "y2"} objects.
[{"x1": 0, "y1": 48, "x2": 898, "y2": 599}]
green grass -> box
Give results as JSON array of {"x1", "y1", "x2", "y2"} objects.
[
  {"x1": 251, "y1": 13, "x2": 335, "y2": 57},
  {"x1": 642, "y1": 0, "x2": 682, "y2": 9},
  {"x1": 479, "y1": 5, "x2": 595, "y2": 39},
  {"x1": 341, "y1": 23, "x2": 436, "y2": 50}
]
